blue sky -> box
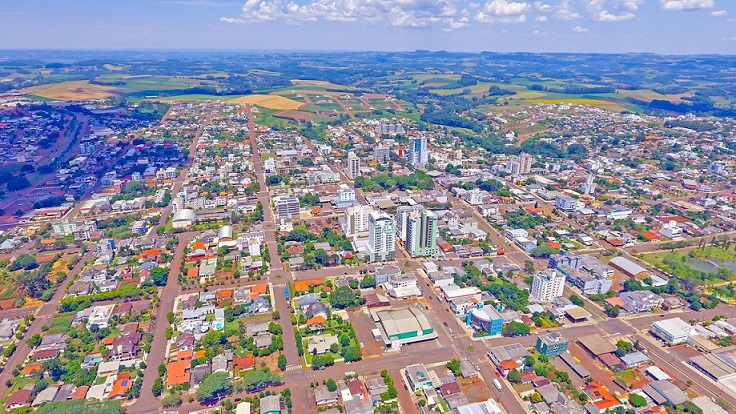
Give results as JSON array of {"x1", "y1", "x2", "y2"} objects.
[{"x1": 1, "y1": 0, "x2": 734, "y2": 53}]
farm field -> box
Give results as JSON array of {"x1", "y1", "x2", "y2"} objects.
[
  {"x1": 229, "y1": 94, "x2": 303, "y2": 110},
  {"x1": 23, "y1": 80, "x2": 122, "y2": 100}
]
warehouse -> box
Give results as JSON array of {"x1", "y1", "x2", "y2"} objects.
[
  {"x1": 577, "y1": 335, "x2": 616, "y2": 356},
  {"x1": 372, "y1": 307, "x2": 437, "y2": 346},
  {"x1": 609, "y1": 257, "x2": 649, "y2": 278},
  {"x1": 651, "y1": 317, "x2": 692, "y2": 346}
]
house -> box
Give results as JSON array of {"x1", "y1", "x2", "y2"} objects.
[
  {"x1": 405, "y1": 363, "x2": 433, "y2": 392},
  {"x1": 109, "y1": 374, "x2": 132, "y2": 399},
  {"x1": 212, "y1": 354, "x2": 229, "y2": 373},
  {"x1": 307, "y1": 334, "x2": 338, "y2": 355},
  {"x1": 167, "y1": 360, "x2": 191, "y2": 386},
  {"x1": 34, "y1": 348, "x2": 60, "y2": 361},
  {"x1": 107, "y1": 335, "x2": 140, "y2": 361},
  {"x1": 314, "y1": 385, "x2": 339, "y2": 406},
  {"x1": 0, "y1": 318, "x2": 19, "y2": 340},
  {"x1": 6, "y1": 389, "x2": 33, "y2": 410},
  {"x1": 32, "y1": 386, "x2": 59, "y2": 407},
  {"x1": 176, "y1": 333, "x2": 196, "y2": 351},
  {"x1": 190, "y1": 364, "x2": 212, "y2": 387},
  {"x1": 233, "y1": 355, "x2": 255, "y2": 375},
  {"x1": 255, "y1": 334, "x2": 273, "y2": 349}
]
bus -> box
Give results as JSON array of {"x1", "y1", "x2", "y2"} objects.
[{"x1": 493, "y1": 379, "x2": 502, "y2": 391}]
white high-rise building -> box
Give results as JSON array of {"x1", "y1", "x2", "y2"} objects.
[
  {"x1": 519, "y1": 152, "x2": 533, "y2": 175},
  {"x1": 531, "y1": 270, "x2": 566, "y2": 303},
  {"x1": 396, "y1": 205, "x2": 424, "y2": 241},
  {"x1": 343, "y1": 204, "x2": 373, "y2": 239},
  {"x1": 368, "y1": 212, "x2": 395, "y2": 262},
  {"x1": 347, "y1": 151, "x2": 361, "y2": 179},
  {"x1": 409, "y1": 135, "x2": 429, "y2": 168},
  {"x1": 581, "y1": 174, "x2": 595, "y2": 195}
]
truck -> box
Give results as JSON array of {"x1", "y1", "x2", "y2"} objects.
[
  {"x1": 284, "y1": 287, "x2": 290, "y2": 301},
  {"x1": 493, "y1": 379, "x2": 502, "y2": 391}
]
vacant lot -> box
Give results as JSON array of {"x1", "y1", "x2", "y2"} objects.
[
  {"x1": 24, "y1": 81, "x2": 121, "y2": 100},
  {"x1": 229, "y1": 94, "x2": 303, "y2": 110},
  {"x1": 347, "y1": 309, "x2": 384, "y2": 358}
]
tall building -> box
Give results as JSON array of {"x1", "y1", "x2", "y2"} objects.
[
  {"x1": 519, "y1": 152, "x2": 533, "y2": 175},
  {"x1": 274, "y1": 195, "x2": 300, "y2": 218},
  {"x1": 581, "y1": 174, "x2": 595, "y2": 195},
  {"x1": 408, "y1": 135, "x2": 429, "y2": 168},
  {"x1": 343, "y1": 204, "x2": 372, "y2": 239},
  {"x1": 531, "y1": 270, "x2": 565, "y2": 303},
  {"x1": 368, "y1": 212, "x2": 395, "y2": 262},
  {"x1": 406, "y1": 210, "x2": 439, "y2": 258},
  {"x1": 347, "y1": 151, "x2": 361, "y2": 179},
  {"x1": 375, "y1": 146, "x2": 391, "y2": 164},
  {"x1": 396, "y1": 205, "x2": 424, "y2": 241}
]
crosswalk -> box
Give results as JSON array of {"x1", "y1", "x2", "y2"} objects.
[{"x1": 285, "y1": 364, "x2": 303, "y2": 372}]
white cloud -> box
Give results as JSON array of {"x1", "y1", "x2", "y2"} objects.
[
  {"x1": 474, "y1": 0, "x2": 530, "y2": 23},
  {"x1": 572, "y1": 25, "x2": 589, "y2": 32},
  {"x1": 555, "y1": 0, "x2": 581, "y2": 20},
  {"x1": 711, "y1": 10, "x2": 727, "y2": 16},
  {"x1": 535, "y1": 15, "x2": 548, "y2": 21},
  {"x1": 533, "y1": 1, "x2": 552, "y2": 12},
  {"x1": 222, "y1": 0, "x2": 463, "y2": 28},
  {"x1": 660, "y1": 0, "x2": 714, "y2": 11},
  {"x1": 583, "y1": 0, "x2": 637, "y2": 21}
]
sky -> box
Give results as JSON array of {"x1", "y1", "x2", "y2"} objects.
[{"x1": 1, "y1": 0, "x2": 734, "y2": 53}]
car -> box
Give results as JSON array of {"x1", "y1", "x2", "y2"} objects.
[
  {"x1": 235, "y1": 398, "x2": 242, "y2": 402},
  {"x1": 444, "y1": 322, "x2": 448, "y2": 327},
  {"x1": 371, "y1": 371, "x2": 378, "y2": 375},
  {"x1": 446, "y1": 308, "x2": 449, "y2": 312},
  {"x1": 404, "y1": 353, "x2": 409, "y2": 356},
  {"x1": 495, "y1": 371, "x2": 500, "y2": 377}
]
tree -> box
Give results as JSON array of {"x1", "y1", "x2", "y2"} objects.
[
  {"x1": 162, "y1": 393, "x2": 181, "y2": 407},
  {"x1": 502, "y1": 321, "x2": 531, "y2": 337},
  {"x1": 197, "y1": 372, "x2": 233, "y2": 401},
  {"x1": 152, "y1": 378, "x2": 163, "y2": 397},
  {"x1": 240, "y1": 369, "x2": 282, "y2": 392},
  {"x1": 507, "y1": 369, "x2": 522, "y2": 384},
  {"x1": 277, "y1": 354, "x2": 287, "y2": 371},
  {"x1": 329, "y1": 286, "x2": 359, "y2": 309},
  {"x1": 629, "y1": 393, "x2": 647, "y2": 407},
  {"x1": 158, "y1": 364, "x2": 167, "y2": 377},
  {"x1": 150, "y1": 267, "x2": 168, "y2": 286},
  {"x1": 360, "y1": 276, "x2": 376, "y2": 288},
  {"x1": 530, "y1": 392, "x2": 543, "y2": 403},
  {"x1": 326, "y1": 378, "x2": 337, "y2": 392},
  {"x1": 271, "y1": 311, "x2": 280, "y2": 320},
  {"x1": 342, "y1": 345, "x2": 362, "y2": 362},
  {"x1": 569, "y1": 294, "x2": 584, "y2": 307},
  {"x1": 446, "y1": 359, "x2": 461, "y2": 375}
]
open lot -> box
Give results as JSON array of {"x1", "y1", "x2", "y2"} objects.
[
  {"x1": 23, "y1": 81, "x2": 122, "y2": 100},
  {"x1": 229, "y1": 94, "x2": 303, "y2": 110}
]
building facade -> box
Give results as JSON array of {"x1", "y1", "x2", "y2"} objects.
[
  {"x1": 531, "y1": 270, "x2": 565, "y2": 303},
  {"x1": 368, "y1": 212, "x2": 395, "y2": 262}
]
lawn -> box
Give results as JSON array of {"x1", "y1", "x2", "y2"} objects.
[
  {"x1": 615, "y1": 369, "x2": 642, "y2": 389},
  {"x1": 48, "y1": 315, "x2": 72, "y2": 335}
]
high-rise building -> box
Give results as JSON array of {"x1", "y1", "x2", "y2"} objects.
[
  {"x1": 406, "y1": 210, "x2": 439, "y2": 258},
  {"x1": 396, "y1": 205, "x2": 424, "y2": 241},
  {"x1": 409, "y1": 135, "x2": 429, "y2": 168},
  {"x1": 519, "y1": 152, "x2": 533, "y2": 175},
  {"x1": 375, "y1": 146, "x2": 391, "y2": 164},
  {"x1": 531, "y1": 270, "x2": 565, "y2": 303},
  {"x1": 368, "y1": 212, "x2": 395, "y2": 262},
  {"x1": 581, "y1": 174, "x2": 595, "y2": 195},
  {"x1": 343, "y1": 204, "x2": 372, "y2": 239},
  {"x1": 347, "y1": 151, "x2": 361, "y2": 179}
]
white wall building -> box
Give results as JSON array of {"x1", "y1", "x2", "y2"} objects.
[{"x1": 531, "y1": 270, "x2": 565, "y2": 303}]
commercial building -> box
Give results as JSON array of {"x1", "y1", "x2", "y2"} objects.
[
  {"x1": 405, "y1": 209, "x2": 439, "y2": 258},
  {"x1": 405, "y1": 364, "x2": 433, "y2": 392},
  {"x1": 384, "y1": 273, "x2": 420, "y2": 298},
  {"x1": 536, "y1": 332, "x2": 569, "y2": 359},
  {"x1": 367, "y1": 212, "x2": 395, "y2": 262},
  {"x1": 373, "y1": 307, "x2": 437, "y2": 346},
  {"x1": 408, "y1": 135, "x2": 429, "y2": 168},
  {"x1": 274, "y1": 196, "x2": 300, "y2": 218},
  {"x1": 466, "y1": 305, "x2": 503, "y2": 336},
  {"x1": 555, "y1": 195, "x2": 579, "y2": 213},
  {"x1": 609, "y1": 257, "x2": 649, "y2": 278},
  {"x1": 456, "y1": 399, "x2": 503, "y2": 414},
  {"x1": 651, "y1": 317, "x2": 692, "y2": 345},
  {"x1": 619, "y1": 291, "x2": 663, "y2": 313},
  {"x1": 172, "y1": 209, "x2": 196, "y2": 229},
  {"x1": 374, "y1": 146, "x2": 390, "y2": 164},
  {"x1": 531, "y1": 270, "x2": 565, "y2": 303}
]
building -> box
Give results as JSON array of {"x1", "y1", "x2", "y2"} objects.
[
  {"x1": 396, "y1": 205, "x2": 424, "y2": 241},
  {"x1": 368, "y1": 212, "x2": 395, "y2": 262},
  {"x1": 373, "y1": 307, "x2": 437, "y2": 346},
  {"x1": 536, "y1": 332, "x2": 569, "y2": 359},
  {"x1": 405, "y1": 209, "x2": 439, "y2": 258},
  {"x1": 531, "y1": 270, "x2": 565, "y2": 303},
  {"x1": 260, "y1": 395, "x2": 281, "y2": 414},
  {"x1": 405, "y1": 363, "x2": 433, "y2": 391},
  {"x1": 660, "y1": 221, "x2": 683, "y2": 239},
  {"x1": 375, "y1": 146, "x2": 391, "y2": 164},
  {"x1": 274, "y1": 196, "x2": 300, "y2": 218},
  {"x1": 580, "y1": 174, "x2": 595, "y2": 195},
  {"x1": 609, "y1": 257, "x2": 649, "y2": 278},
  {"x1": 519, "y1": 152, "x2": 533, "y2": 174},
  {"x1": 466, "y1": 305, "x2": 503, "y2": 336},
  {"x1": 651, "y1": 317, "x2": 692, "y2": 346},
  {"x1": 347, "y1": 151, "x2": 361, "y2": 179},
  {"x1": 384, "y1": 273, "x2": 420, "y2": 298},
  {"x1": 408, "y1": 135, "x2": 429, "y2": 168},
  {"x1": 565, "y1": 268, "x2": 612, "y2": 296},
  {"x1": 619, "y1": 291, "x2": 663, "y2": 313},
  {"x1": 374, "y1": 265, "x2": 400, "y2": 285},
  {"x1": 456, "y1": 399, "x2": 503, "y2": 414},
  {"x1": 343, "y1": 204, "x2": 372, "y2": 239},
  {"x1": 172, "y1": 209, "x2": 195, "y2": 229},
  {"x1": 555, "y1": 195, "x2": 579, "y2": 213}
]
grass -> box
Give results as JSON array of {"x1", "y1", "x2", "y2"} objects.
[
  {"x1": 48, "y1": 316, "x2": 72, "y2": 335},
  {"x1": 614, "y1": 369, "x2": 641, "y2": 389},
  {"x1": 23, "y1": 80, "x2": 122, "y2": 100}
]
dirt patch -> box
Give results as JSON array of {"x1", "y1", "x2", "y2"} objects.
[
  {"x1": 459, "y1": 378, "x2": 492, "y2": 403},
  {"x1": 347, "y1": 309, "x2": 384, "y2": 358},
  {"x1": 229, "y1": 94, "x2": 303, "y2": 110},
  {"x1": 670, "y1": 344, "x2": 701, "y2": 359},
  {"x1": 274, "y1": 110, "x2": 315, "y2": 121},
  {"x1": 0, "y1": 298, "x2": 16, "y2": 310},
  {"x1": 256, "y1": 352, "x2": 282, "y2": 372},
  {"x1": 24, "y1": 81, "x2": 122, "y2": 100}
]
